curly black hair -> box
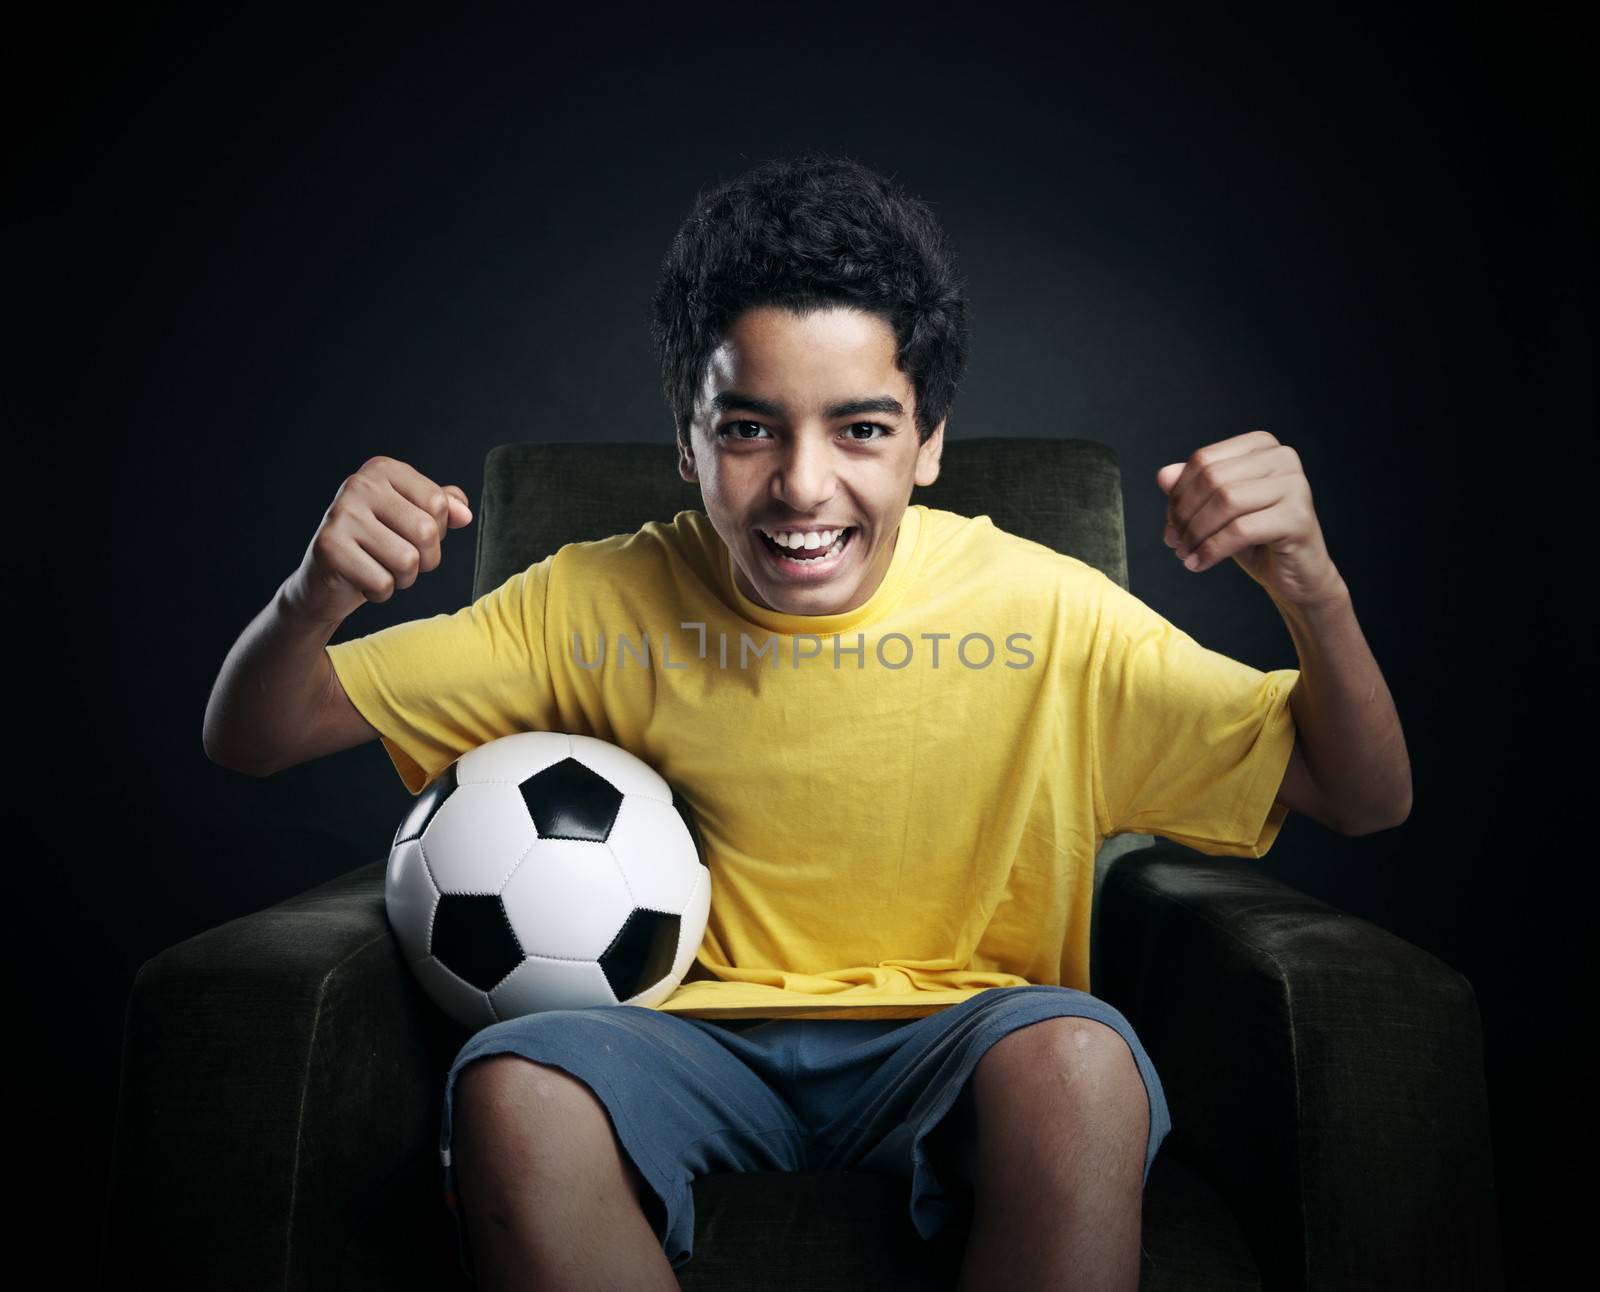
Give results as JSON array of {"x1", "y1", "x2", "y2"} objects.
[{"x1": 650, "y1": 151, "x2": 971, "y2": 451}]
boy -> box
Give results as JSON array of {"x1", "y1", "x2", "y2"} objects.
[{"x1": 204, "y1": 152, "x2": 1410, "y2": 1291}]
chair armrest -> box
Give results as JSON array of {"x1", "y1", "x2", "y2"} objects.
[
  {"x1": 1094, "y1": 839, "x2": 1504, "y2": 1292},
  {"x1": 102, "y1": 859, "x2": 467, "y2": 1290}
]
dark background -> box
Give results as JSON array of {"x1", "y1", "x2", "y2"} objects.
[{"x1": 17, "y1": 1, "x2": 1584, "y2": 1285}]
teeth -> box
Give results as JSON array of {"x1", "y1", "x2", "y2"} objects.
[
  {"x1": 760, "y1": 527, "x2": 847, "y2": 549},
  {"x1": 766, "y1": 529, "x2": 848, "y2": 562}
]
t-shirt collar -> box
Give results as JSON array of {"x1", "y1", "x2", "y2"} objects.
[{"x1": 721, "y1": 504, "x2": 925, "y2": 636}]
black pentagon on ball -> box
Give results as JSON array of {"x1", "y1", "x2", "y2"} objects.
[
  {"x1": 433, "y1": 893, "x2": 523, "y2": 992},
  {"x1": 598, "y1": 908, "x2": 681, "y2": 1001},
  {"x1": 520, "y1": 757, "x2": 623, "y2": 841},
  {"x1": 393, "y1": 759, "x2": 459, "y2": 848}
]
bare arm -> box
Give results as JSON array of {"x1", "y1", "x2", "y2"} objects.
[
  {"x1": 203, "y1": 582, "x2": 381, "y2": 776},
  {"x1": 1268, "y1": 584, "x2": 1412, "y2": 835},
  {"x1": 203, "y1": 455, "x2": 474, "y2": 776},
  {"x1": 1159, "y1": 431, "x2": 1412, "y2": 836}
]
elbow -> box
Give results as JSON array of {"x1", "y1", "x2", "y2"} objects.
[
  {"x1": 1384, "y1": 774, "x2": 1415, "y2": 830},
  {"x1": 203, "y1": 706, "x2": 276, "y2": 777},
  {"x1": 1393, "y1": 785, "x2": 1414, "y2": 828},
  {"x1": 201, "y1": 729, "x2": 230, "y2": 771},
  {"x1": 1339, "y1": 784, "x2": 1413, "y2": 837},
  {"x1": 203, "y1": 731, "x2": 275, "y2": 778},
  {"x1": 203, "y1": 711, "x2": 241, "y2": 772},
  {"x1": 1341, "y1": 810, "x2": 1406, "y2": 837}
]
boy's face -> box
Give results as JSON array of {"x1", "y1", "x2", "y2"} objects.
[{"x1": 677, "y1": 304, "x2": 945, "y2": 617}]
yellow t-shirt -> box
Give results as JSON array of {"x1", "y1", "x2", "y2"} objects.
[{"x1": 326, "y1": 504, "x2": 1299, "y2": 1020}]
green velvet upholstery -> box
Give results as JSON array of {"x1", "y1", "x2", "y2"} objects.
[{"x1": 104, "y1": 437, "x2": 1503, "y2": 1289}]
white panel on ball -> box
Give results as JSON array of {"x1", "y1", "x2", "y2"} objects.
[
  {"x1": 605, "y1": 794, "x2": 702, "y2": 912},
  {"x1": 422, "y1": 782, "x2": 540, "y2": 893},
  {"x1": 385, "y1": 838, "x2": 438, "y2": 966},
  {"x1": 492, "y1": 955, "x2": 620, "y2": 1017},
  {"x1": 455, "y1": 730, "x2": 574, "y2": 786},
  {"x1": 500, "y1": 837, "x2": 635, "y2": 960}
]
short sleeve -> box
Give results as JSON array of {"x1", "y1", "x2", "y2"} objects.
[
  {"x1": 1089, "y1": 575, "x2": 1300, "y2": 857},
  {"x1": 324, "y1": 556, "x2": 558, "y2": 794}
]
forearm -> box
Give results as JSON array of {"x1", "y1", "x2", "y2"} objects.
[
  {"x1": 1275, "y1": 575, "x2": 1412, "y2": 834},
  {"x1": 203, "y1": 579, "x2": 345, "y2": 775}
]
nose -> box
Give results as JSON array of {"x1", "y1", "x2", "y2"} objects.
[{"x1": 770, "y1": 430, "x2": 838, "y2": 513}]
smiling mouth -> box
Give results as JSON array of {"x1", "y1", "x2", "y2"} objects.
[{"x1": 754, "y1": 526, "x2": 856, "y2": 571}]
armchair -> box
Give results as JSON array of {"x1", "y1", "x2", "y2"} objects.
[{"x1": 103, "y1": 438, "x2": 1503, "y2": 1289}]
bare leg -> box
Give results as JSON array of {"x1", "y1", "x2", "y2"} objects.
[
  {"x1": 452, "y1": 1054, "x2": 680, "y2": 1292},
  {"x1": 951, "y1": 1019, "x2": 1149, "y2": 1292}
]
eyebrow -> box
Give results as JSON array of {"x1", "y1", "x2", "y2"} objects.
[{"x1": 706, "y1": 391, "x2": 907, "y2": 421}]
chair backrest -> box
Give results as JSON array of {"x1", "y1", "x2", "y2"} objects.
[{"x1": 470, "y1": 436, "x2": 1132, "y2": 601}]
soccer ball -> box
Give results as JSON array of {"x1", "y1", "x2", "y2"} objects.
[{"x1": 384, "y1": 730, "x2": 711, "y2": 1030}]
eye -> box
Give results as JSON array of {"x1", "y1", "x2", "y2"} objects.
[
  {"x1": 843, "y1": 422, "x2": 893, "y2": 441},
  {"x1": 717, "y1": 421, "x2": 771, "y2": 440}
]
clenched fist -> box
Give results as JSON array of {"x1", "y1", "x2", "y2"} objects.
[{"x1": 282, "y1": 456, "x2": 474, "y2": 626}]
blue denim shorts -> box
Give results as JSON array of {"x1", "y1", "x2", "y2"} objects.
[{"x1": 438, "y1": 984, "x2": 1171, "y2": 1278}]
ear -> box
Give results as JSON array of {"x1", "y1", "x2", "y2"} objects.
[
  {"x1": 914, "y1": 418, "x2": 946, "y2": 488},
  {"x1": 677, "y1": 431, "x2": 699, "y2": 483}
]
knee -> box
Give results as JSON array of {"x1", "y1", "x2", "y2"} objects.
[
  {"x1": 976, "y1": 1018, "x2": 1148, "y2": 1121},
  {"x1": 454, "y1": 1055, "x2": 591, "y2": 1136},
  {"x1": 452, "y1": 1055, "x2": 650, "y2": 1193}
]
